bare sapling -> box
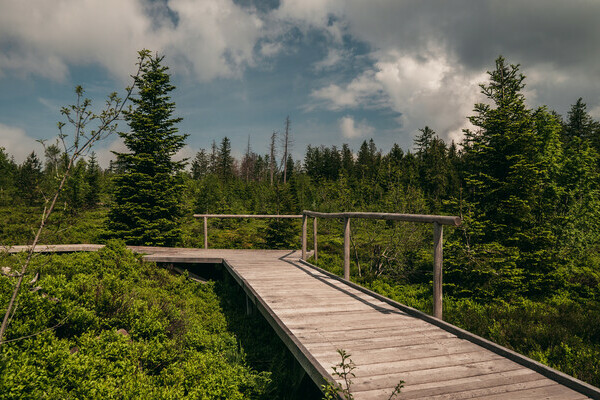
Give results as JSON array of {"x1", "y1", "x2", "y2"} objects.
[{"x1": 0, "y1": 50, "x2": 149, "y2": 348}]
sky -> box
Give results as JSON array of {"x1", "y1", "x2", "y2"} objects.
[{"x1": 1, "y1": 0, "x2": 600, "y2": 167}]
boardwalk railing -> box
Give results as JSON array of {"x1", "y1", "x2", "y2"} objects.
[
  {"x1": 194, "y1": 211, "x2": 461, "y2": 320},
  {"x1": 193, "y1": 214, "x2": 302, "y2": 249},
  {"x1": 301, "y1": 210, "x2": 461, "y2": 320}
]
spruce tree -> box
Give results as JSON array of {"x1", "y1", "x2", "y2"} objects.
[
  {"x1": 458, "y1": 56, "x2": 565, "y2": 297},
  {"x1": 107, "y1": 51, "x2": 188, "y2": 246}
]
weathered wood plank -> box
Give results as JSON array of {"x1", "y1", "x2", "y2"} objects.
[{"x1": 349, "y1": 358, "x2": 526, "y2": 393}]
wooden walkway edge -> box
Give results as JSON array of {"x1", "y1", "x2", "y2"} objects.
[{"x1": 5, "y1": 245, "x2": 600, "y2": 400}]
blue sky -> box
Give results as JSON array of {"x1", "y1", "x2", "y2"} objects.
[{"x1": 2, "y1": 0, "x2": 600, "y2": 167}]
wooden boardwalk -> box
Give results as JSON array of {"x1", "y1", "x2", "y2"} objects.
[{"x1": 8, "y1": 245, "x2": 599, "y2": 399}]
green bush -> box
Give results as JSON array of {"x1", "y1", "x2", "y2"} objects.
[{"x1": 0, "y1": 241, "x2": 270, "y2": 399}]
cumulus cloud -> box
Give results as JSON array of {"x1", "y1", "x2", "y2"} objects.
[
  {"x1": 313, "y1": 48, "x2": 346, "y2": 71},
  {"x1": 310, "y1": 70, "x2": 387, "y2": 110},
  {"x1": 94, "y1": 136, "x2": 196, "y2": 169},
  {"x1": 0, "y1": 0, "x2": 265, "y2": 82},
  {"x1": 339, "y1": 115, "x2": 374, "y2": 139},
  {"x1": 374, "y1": 51, "x2": 486, "y2": 143},
  {"x1": 286, "y1": 0, "x2": 600, "y2": 139},
  {"x1": 312, "y1": 50, "x2": 485, "y2": 143},
  {"x1": 0, "y1": 123, "x2": 43, "y2": 163}
]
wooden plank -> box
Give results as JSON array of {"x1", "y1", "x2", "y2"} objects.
[
  {"x1": 398, "y1": 371, "x2": 553, "y2": 400},
  {"x1": 354, "y1": 369, "x2": 541, "y2": 399},
  {"x1": 311, "y1": 341, "x2": 484, "y2": 365},
  {"x1": 307, "y1": 337, "x2": 478, "y2": 358},
  {"x1": 476, "y1": 382, "x2": 588, "y2": 400},
  {"x1": 287, "y1": 321, "x2": 444, "y2": 338},
  {"x1": 346, "y1": 350, "x2": 503, "y2": 379},
  {"x1": 349, "y1": 358, "x2": 526, "y2": 393},
  {"x1": 282, "y1": 312, "x2": 417, "y2": 329},
  {"x1": 300, "y1": 329, "x2": 454, "y2": 348}
]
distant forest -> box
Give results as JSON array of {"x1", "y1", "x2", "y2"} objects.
[{"x1": 1, "y1": 56, "x2": 599, "y2": 387}]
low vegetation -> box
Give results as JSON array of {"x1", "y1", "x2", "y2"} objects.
[{"x1": 0, "y1": 242, "x2": 271, "y2": 399}]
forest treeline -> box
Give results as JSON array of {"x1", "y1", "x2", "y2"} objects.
[
  {"x1": 2, "y1": 59, "x2": 599, "y2": 300},
  {"x1": 1, "y1": 56, "x2": 599, "y2": 386}
]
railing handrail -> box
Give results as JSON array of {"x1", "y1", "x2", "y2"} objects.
[
  {"x1": 194, "y1": 211, "x2": 462, "y2": 320},
  {"x1": 301, "y1": 210, "x2": 461, "y2": 320},
  {"x1": 194, "y1": 214, "x2": 303, "y2": 219},
  {"x1": 302, "y1": 210, "x2": 461, "y2": 226}
]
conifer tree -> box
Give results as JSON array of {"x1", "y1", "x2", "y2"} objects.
[
  {"x1": 191, "y1": 149, "x2": 209, "y2": 180},
  {"x1": 107, "y1": 50, "x2": 188, "y2": 246},
  {"x1": 216, "y1": 137, "x2": 234, "y2": 181},
  {"x1": 458, "y1": 56, "x2": 565, "y2": 296},
  {"x1": 17, "y1": 152, "x2": 43, "y2": 205},
  {"x1": 84, "y1": 152, "x2": 101, "y2": 207}
]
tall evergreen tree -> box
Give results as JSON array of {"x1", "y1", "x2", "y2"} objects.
[
  {"x1": 84, "y1": 152, "x2": 101, "y2": 207},
  {"x1": 458, "y1": 56, "x2": 566, "y2": 297},
  {"x1": 17, "y1": 151, "x2": 43, "y2": 205},
  {"x1": 107, "y1": 51, "x2": 188, "y2": 246},
  {"x1": 216, "y1": 137, "x2": 234, "y2": 181},
  {"x1": 0, "y1": 147, "x2": 16, "y2": 204},
  {"x1": 191, "y1": 149, "x2": 209, "y2": 180}
]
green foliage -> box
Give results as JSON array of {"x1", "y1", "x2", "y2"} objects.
[
  {"x1": 16, "y1": 152, "x2": 43, "y2": 206},
  {"x1": 321, "y1": 349, "x2": 403, "y2": 400},
  {"x1": 264, "y1": 218, "x2": 297, "y2": 249},
  {"x1": 107, "y1": 50, "x2": 188, "y2": 246},
  {"x1": 322, "y1": 349, "x2": 355, "y2": 400},
  {"x1": 0, "y1": 241, "x2": 270, "y2": 399}
]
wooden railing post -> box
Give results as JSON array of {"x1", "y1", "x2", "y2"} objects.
[
  {"x1": 344, "y1": 217, "x2": 350, "y2": 280},
  {"x1": 302, "y1": 214, "x2": 307, "y2": 260},
  {"x1": 433, "y1": 222, "x2": 443, "y2": 320},
  {"x1": 203, "y1": 216, "x2": 208, "y2": 249},
  {"x1": 313, "y1": 217, "x2": 318, "y2": 262}
]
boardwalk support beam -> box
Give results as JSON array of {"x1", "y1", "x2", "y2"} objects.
[
  {"x1": 313, "y1": 217, "x2": 318, "y2": 262},
  {"x1": 433, "y1": 221, "x2": 443, "y2": 320},
  {"x1": 203, "y1": 216, "x2": 208, "y2": 249},
  {"x1": 344, "y1": 217, "x2": 350, "y2": 281},
  {"x1": 302, "y1": 214, "x2": 307, "y2": 260}
]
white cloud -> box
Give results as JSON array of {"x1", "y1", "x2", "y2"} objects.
[
  {"x1": 0, "y1": 0, "x2": 265, "y2": 82},
  {"x1": 312, "y1": 50, "x2": 485, "y2": 144},
  {"x1": 310, "y1": 70, "x2": 387, "y2": 110},
  {"x1": 339, "y1": 115, "x2": 374, "y2": 139},
  {"x1": 0, "y1": 123, "x2": 43, "y2": 163},
  {"x1": 313, "y1": 48, "x2": 345, "y2": 71},
  {"x1": 260, "y1": 41, "x2": 284, "y2": 57},
  {"x1": 374, "y1": 52, "x2": 486, "y2": 143},
  {"x1": 93, "y1": 136, "x2": 196, "y2": 169}
]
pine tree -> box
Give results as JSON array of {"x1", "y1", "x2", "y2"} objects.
[
  {"x1": 216, "y1": 137, "x2": 234, "y2": 181},
  {"x1": 17, "y1": 151, "x2": 43, "y2": 205},
  {"x1": 0, "y1": 147, "x2": 16, "y2": 204},
  {"x1": 107, "y1": 51, "x2": 188, "y2": 246},
  {"x1": 84, "y1": 152, "x2": 101, "y2": 207},
  {"x1": 191, "y1": 149, "x2": 209, "y2": 180},
  {"x1": 458, "y1": 56, "x2": 565, "y2": 297}
]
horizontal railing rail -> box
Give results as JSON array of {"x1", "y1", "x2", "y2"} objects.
[
  {"x1": 193, "y1": 211, "x2": 461, "y2": 320},
  {"x1": 301, "y1": 210, "x2": 461, "y2": 320},
  {"x1": 193, "y1": 214, "x2": 303, "y2": 219},
  {"x1": 302, "y1": 211, "x2": 461, "y2": 226},
  {"x1": 193, "y1": 214, "x2": 303, "y2": 250}
]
